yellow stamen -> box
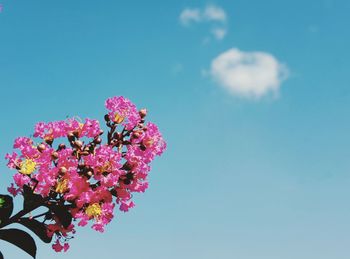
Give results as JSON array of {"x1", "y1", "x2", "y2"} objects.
[
  {"x1": 143, "y1": 138, "x2": 154, "y2": 148},
  {"x1": 19, "y1": 159, "x2": 36, "y2": 175},
  {"x1": 98, "y1": 161, "x2": 112, "y2": 173},
  {"x1": 114, "y1": 113, "x2": 125, "y2": 124},
  {"x1": 85, "y1": 203, "x2": 102, "y2": 218},
  {"x1": 55, "y1": 179, "x2": 69, "y2": 193}
]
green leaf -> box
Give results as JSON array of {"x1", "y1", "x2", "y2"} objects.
[
  {"x1": 22, "y1": 185, "x2": 43, "y2": 211},
  {"x1": 0, "y1": 228, "x2": 36, "y2": 258},
  {"x1": 18, "y1": 218, "x2": 52, "y2": 243},
  {"x1": 0, "y1": 195, "x2": 13, "y2": 223}
]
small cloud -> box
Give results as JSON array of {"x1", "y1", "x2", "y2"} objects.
[
  {"x1": 210, "y1": 48, "x2": 288, "y2": 99},
  {"x1": 211, "y1": 28, "x2": 227, "y2": 40},
  {"x1": 179, "y1": 4, "x2": 228, "y2": 41},
  {"x1": 203, "y1": 5, "x2": 227, "y2": 22},
  {"x1": 179, "y1": 8, "x2": 201, "y2": 26}
]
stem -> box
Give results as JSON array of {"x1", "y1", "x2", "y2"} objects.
[
  {"x1": 31, "y1": 211, "x2": 49, "y2": 219},
  {"x1": 0, "y1": 204, "x2": 40, "y2": 228}
]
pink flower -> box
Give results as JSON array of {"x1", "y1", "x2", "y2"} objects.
[
  {"x1": 57, "y1": 148, "x2": 78, "y2": 170},
  {"x1": 13, "y1": 173, "x2": 30, "y2": 188},
  {"x1": 52, "y1": 240, "x2": 70, "y2": 252},
  {"x1": 4, "y1": 95, "x2": 166, "y2": 252},
  {"x1": 119, "y1": 201, "x2": 135, "y2": 212},
  {"x1": 5, "y1": 152, "x2": 19, "y2": 169},
  {"x1": 75, "y1": 211, "x2": 89, "y2": 227},
  {"x1": 7, "y1": 183, "x2": 20, "y2": 197},
  {"x1": 81, "y1": 118, "x2": 101, "y2": 138},
  {"x1": 34, "y1": 120, "x2": 67, "y2": 140},
  {"x1": 84, "y1": 145, "x2": 122, "y2": 188},
  {"x1": 105, "y1": 96, "x2": 141, "y2": 130},
  {"x1": 64, "y1": 172, "x2": 90, "y2": 201}
]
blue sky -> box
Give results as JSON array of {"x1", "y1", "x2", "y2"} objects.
[{"x1": 1, "y1": 0, "x2": 350, "y2": 258}]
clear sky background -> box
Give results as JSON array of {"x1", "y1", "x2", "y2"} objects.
[{"x1": 1, "y1": 0, "x2": 350, "y2": 258}]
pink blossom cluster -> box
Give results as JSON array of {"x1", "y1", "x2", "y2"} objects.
[{"x1": 5, "y1": 96, "x2": 166, "y2": 252}]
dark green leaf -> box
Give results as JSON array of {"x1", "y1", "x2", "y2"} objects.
[
  {"x1": 0, "y1": 250, "x2": 3, "y2": 259},
  {"x1": 23, "y1": 185, "x2": 43, "y2": 211},
  {"x1": 50, "y1": 205, "x2": 72, "y2": 228},
  {"x1": 0, "y1": 195, "x2": 13, "y2": 223},
  {"x1": 0, "y1": 228, "x2": 36, "y2": 258},
  {"x1": 18, "y1": 218, "x2": 52, "y2": 243}
]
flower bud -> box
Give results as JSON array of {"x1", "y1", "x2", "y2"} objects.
[
  {"x1": 140, "y1": 143, "x2": 146, "y2": 151},
  {"x1": 139, "y1": 109, "x2": 147, "y2": 118},
  {"x1": 37, "y1": 144, "x2": 46, "y2": 152},
  {"x1": 67, "y1": 132, "x2": 75, "y2": 141},
  {"x1": 74, "y1": 140, "x2": 83, "y2": 148},
  {"x1": 58, "y1": 143, "x2": 66, "y2": 150},
  {"x1": 80, "y1": 151, "x2": 90, "y2": 156},
  {"x1": 113, "y1": 132, "x2": 122, "y2": 140},
  {"x1": 51, "y1": 151, "x2": 59, "y2": 160},
  {"x1": 73, "y1": 130, "x2": 80, "y2": 138},
  {"x1": 59, "y1": 166, "x2": 67, "y2": 174},
  {"x1": 94, "y1": 137, "x2": 102, "y2": 144},
  {"x1": 132, "y1": 131, "x2": 141, "y2": 138},
  {"x1": 44, "y1": 137, "x2": 54, "y2": 146},
  {"x1": 104, "y1": 114, "x2": 110, "y2": 122}
]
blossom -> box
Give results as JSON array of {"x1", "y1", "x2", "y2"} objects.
[
  {"x1": 33, "y1": 118, "x2": 101, "y2": 140},
  {"x1": 85, "y1": 203, "x2": 102, "y2": 218},
  {"x1": 119, "y1": 201, "x2": 135, "y2": 212},
  {"x1": 80, "y1": 119, "x2": 101, "y2": 138},
  {"x1": 7, "y1": 183, "x2": 20, "y2": 197},
  {"x1": 19, "y1": 159, "x2": 37, "y2": 175},
  {"x1": 13, "y1": 173, "x2": 30, "y2": 188},
  {"x1": 5, "y1": 152, "x2": 19, "y2": 169},
  {"x1": 4, "y1": 95, "x2": 166, "y2": 252},
  {"x1": 52, "y1": 242, "x2": 70, "y2": 253},
  {"x1": 105, "y1": 96, "x2": 141, "y2": 130}
]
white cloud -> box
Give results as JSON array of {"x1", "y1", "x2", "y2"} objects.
[
  {"x1": 203, "y1": 5, "x2": 227, "y2": 22},
  {"x1": 210, "y1": 48, "x2": 288, "y2": 99},
  {"x1": 211, "y1": 28, "x2": 227, "y2": 40},
  {"x1": 179, "y1": 8, "x2": 201, "y2": 26},
  {"x1": 179, "y1": 4, "x2": 228, "y2": 40}
]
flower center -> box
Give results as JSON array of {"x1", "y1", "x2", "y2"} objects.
[
  {"x1": 114, "y1": 113, "x2": 125, "y2": 124},
  {"x1": 55, "y1": 179, "x2": 69, "y2": 193},
  {"x1": 85, "y1": 203, "x2": 102, "y2": 218},
  {"x1": 19, "y1": 159, "x2": 37, "y2": 175},
  {"x1": 98, "y1": 161, "x2": 112, "y2": 173},
  {"x1": 143, "y1": 138, "x2": 154, "y2": 148}
]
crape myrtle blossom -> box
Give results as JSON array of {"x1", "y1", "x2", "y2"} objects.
[
  {"x1": 105, "y1": 96, "x2": 141, "y2": 130},
  {"x1": 4, "y1": 96, "x2": 166, "y2": 253}
]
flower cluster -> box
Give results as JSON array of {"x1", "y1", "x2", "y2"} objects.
[{"x1": 5, "y1": 96, "x2": 166, "y2": 252}]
